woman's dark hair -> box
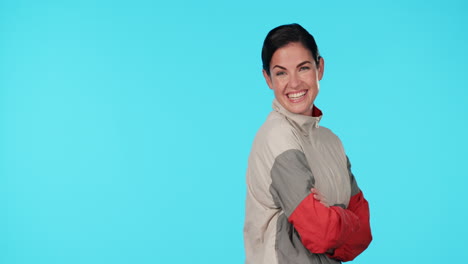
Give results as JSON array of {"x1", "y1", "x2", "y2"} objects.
[{"x1": 261, "y1": 23, "x2": 321, "y2": 75}]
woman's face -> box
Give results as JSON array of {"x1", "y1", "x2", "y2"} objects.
[{"x1": 263, "y1": 42, "x2": 324, "y2": 116}]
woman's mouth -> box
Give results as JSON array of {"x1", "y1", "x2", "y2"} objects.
[{"x1": 287, "y1": 90, "x2": 307, "y2": 102}]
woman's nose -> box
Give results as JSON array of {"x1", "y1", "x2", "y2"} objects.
[{"x1": 288, "y1": 73, "x2": 300, "y2": 88}]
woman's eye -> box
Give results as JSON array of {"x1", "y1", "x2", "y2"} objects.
[
  {"x1": 276, "y1": 71, "x2": 286, "y2": 76},
  {"x1": 299, "y1": 66, "x2": 310, "y2": 71}
]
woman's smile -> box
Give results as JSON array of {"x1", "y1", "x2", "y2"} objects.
[{"x1": 286, "y1": 90, "x2": 308, "y2": 102}]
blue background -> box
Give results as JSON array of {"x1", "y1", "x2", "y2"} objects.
[{"x1": 1, "y1": 0, "x2": 467, "y2": 263}]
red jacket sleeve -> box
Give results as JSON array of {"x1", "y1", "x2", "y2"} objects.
[
  {"x1": 269, "y1": 150, "x2": 371, "y2": 257},
  {"x1": 288, "y1": 193, "x2": 361, "y2": 254},
  {"x1": 327, "y1": 191, "x2": 372, "y2": 261}
]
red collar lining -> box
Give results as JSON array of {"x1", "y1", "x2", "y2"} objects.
[{"x1": 312, "y1": 105, "x2": 322, "y2": 117}]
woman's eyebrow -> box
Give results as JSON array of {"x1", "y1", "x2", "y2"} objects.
[
  {"x1": 272, "y1": 61, "x2": 312, "y2": 70},
  {"x1": 272, "y1": 65, "x2": 287, "y2": 70},
  {"x1": 296, "y1": 61, "x2": 312, "y2": 68}
]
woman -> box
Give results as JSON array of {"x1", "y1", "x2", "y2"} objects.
[{"x1": 244, "y1": 24, "x2": 372, "y2": 263}]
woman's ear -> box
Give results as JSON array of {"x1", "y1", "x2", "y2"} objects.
[
  {"x1": 318, "y1": 57, "x2": 325, "y2": 81},
  {"x1": 262, "y1": 69, "x2": 274, "y2": 90}
]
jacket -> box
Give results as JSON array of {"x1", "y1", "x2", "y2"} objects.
[{"x1": 244, "y1": 99, "x2": 372, "y2": 264}]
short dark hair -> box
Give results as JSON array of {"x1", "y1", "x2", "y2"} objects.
[{"x1": 261, "y1": 23, "x2": 321, "y2": 75}]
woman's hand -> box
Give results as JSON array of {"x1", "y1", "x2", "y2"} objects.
[{"x1": 311, "y1": 188, "x2": 329, "y2": 208}]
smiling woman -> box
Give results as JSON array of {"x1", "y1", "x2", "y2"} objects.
[
  {"x1": 262, "y1": 42, "x2": 323, "y2": 116},
  {"x1": 244, "y1": 24, "x2": 372, "y2": 264}
]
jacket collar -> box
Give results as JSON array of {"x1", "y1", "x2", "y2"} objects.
[{"x1": 272, "y1": 99, "x2": 322, "y2": 135}]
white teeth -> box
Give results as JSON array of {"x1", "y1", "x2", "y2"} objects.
[{"x1": 288, "y1": 91, "x2": 306, "y2": 99}]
